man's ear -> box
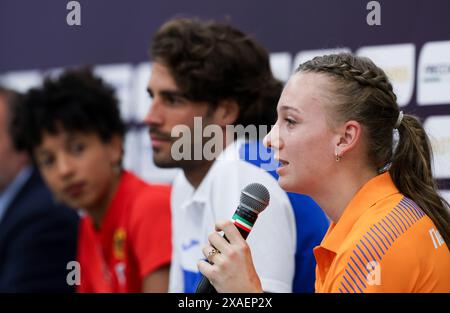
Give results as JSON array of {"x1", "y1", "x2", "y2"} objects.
[
  {"x1": 213, "y1": 99, "x2": 239, "y2": 127},
  {"x1": 334, "y1": 120, "x2": 362, "y2": 158}
]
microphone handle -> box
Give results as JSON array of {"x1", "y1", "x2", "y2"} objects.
[
  {"x1": 196, "y1": 206, "x2": 257, "y2": 293},
  {"x1": 195, "y1": 271, "x2": 218, "y2": 293},
  {"x1": 195, "y1": 226, "x2": 250, "y2": 293}
]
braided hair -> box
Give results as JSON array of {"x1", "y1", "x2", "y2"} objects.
[{"x1": 296, "y1": 53, "x2": 450, "y2": 250}]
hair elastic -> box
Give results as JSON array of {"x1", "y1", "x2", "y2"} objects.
[{"x1": 394, "y1": 111, "x2": 404, "y2": 129}]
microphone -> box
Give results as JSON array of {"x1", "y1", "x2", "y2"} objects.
[{"x1": 195, "y1": 183, "x2": 270, "y2": 293}]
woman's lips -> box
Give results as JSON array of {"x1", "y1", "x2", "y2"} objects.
[
  {"x1": 64, "y1": 182, "x2": 86, "y2": 198},
  {"x1": 276, "y1": 159, "x2": 289, "y2": 174}
]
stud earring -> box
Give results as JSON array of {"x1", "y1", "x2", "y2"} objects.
[{"x1": 335, "y1": 153, "x2": 341, "y2": 162}]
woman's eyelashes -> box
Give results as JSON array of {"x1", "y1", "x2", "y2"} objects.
[
  {"x1": 69, "y1": 142, "x2": 85, "y2": 155},
  {"x1": 37, "y1": 153, "x2": 55, "y2": 167},
  {"x1": 284, "y1": 117, "x2": 297, "y2": 128}
]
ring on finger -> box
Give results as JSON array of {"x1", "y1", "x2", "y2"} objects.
[{"x1": 207, "y1": 248, "x2": 220, "y2": 264}]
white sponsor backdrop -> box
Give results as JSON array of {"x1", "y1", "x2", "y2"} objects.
[
  {"x1": 424, "y1": 116, "x2": 450, "y2": 179},
  {"x1": 417, "y1": 41, "x2": 450, "y2": 105},
  {"x1": 1, "y1": 42, "x2": 449, "y2": 195}
]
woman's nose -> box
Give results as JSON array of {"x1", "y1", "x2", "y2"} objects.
[
  {"x1": 263, "y1": 124, "x2": 281, "y2": 150},
  {"x1": 56, "y1": 154, "x2": 75, "y2": 178}
]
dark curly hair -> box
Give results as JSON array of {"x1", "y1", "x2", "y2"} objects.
[
  {"x1": 150, "y1": 17, "x2": 282, "y2": 128},
  {"x1": 11, "y1": 68, "x2": 125, "y2": 154}
]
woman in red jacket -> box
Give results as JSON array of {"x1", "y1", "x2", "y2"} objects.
[{"x1": 15, "y1": 68, "x2": 172, "y2": 292}]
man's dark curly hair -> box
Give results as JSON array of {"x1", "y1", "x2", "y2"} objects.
[
  {"x1": 150, "y1": 17, "x2": 282, "y2": 128},
  {"x1": 11, "y1": 68, "x2": 125, "y2": 154}
]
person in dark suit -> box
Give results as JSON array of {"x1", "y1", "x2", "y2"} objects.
[{"x1": 0, "y1": 86, "x2": 79, "y2": 292}]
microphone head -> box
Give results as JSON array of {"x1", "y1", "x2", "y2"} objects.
[{"x1": 240, "y1": 183, "x2": 270, "y2": 214}]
